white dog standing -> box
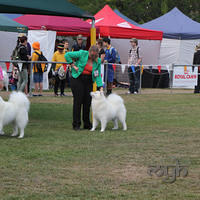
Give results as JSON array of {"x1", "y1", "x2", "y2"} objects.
[
  {"x1": 0, "y1": 92, "x2": 30, "y2": 138},
  {"x1": 90, "y1": 91, "x2": 127, "y2": 132}
]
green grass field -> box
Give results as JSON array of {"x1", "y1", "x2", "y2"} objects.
[{"x1": 1, "y1": 92, "x2": 200, "y2": 200}]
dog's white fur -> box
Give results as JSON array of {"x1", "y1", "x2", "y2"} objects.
[
  {"x1": 0, "y1": 92, "x2": 30, "y2": 138},
  {"x1": 3, "y1": 70, "x2": 9, "y2": 91},
  {"x1": 90, "y1": 91, "x2": 127, "y2": 132}
]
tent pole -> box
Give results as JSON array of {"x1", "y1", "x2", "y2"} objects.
[
  {"x1": 90, "y1": 19, "x2": 96, "y2": 45},
  {"x1": 91, "y1": 18, "x2": 97, "y2": 92},
  {"x1": 91, "y1": 18, "x2": 97, "y2": 122}
]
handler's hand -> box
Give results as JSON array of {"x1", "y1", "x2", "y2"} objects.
[{"x1": 73, "y1": 65, "x2": 79, "y2": 72}]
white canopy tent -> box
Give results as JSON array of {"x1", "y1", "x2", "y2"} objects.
[
  {"x1": 158, "y1": 38, "x2": 200, "y2": 65},
  {"x1": 28, "y1": 30, "x2": 56, "y2": 90},
  {"x1": 0, "y1": 31, "x2": 18, "y2": 70},
  {"x1": 111, "y1": 38, "x2": 161, "y2": 65}
]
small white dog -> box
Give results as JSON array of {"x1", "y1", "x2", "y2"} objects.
[
  {"x1": 3, "y1": 70, "x2": 9, "y2": 91},
  {"x1": 0, "y1": 92, "x2": 30, "y2": 138},
  {"x1": 90, "y1": 91, "x2": 127, "y2": 132}
]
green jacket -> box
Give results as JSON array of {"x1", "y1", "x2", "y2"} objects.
[{"x1": 65, "y1": 50, "x2": 103, "y2": 87}]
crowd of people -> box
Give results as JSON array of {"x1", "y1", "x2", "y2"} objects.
[
  {"x1": 2, "y1": 33, "x2": 200, "y2": 130},
  {"x1": 0, "y1": 34, "x2": 143, "y2": 95},
  {"x1": 0, "y1": 34, "x2": 144, "y2": 130}
]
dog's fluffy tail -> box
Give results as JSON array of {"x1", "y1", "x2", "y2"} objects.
[
  {"x1": 107, "y1": 93, "x2": 124, "y2": 105},
  {"x1": 8, "y1": 91, "x2": 30, "y2": 111}
]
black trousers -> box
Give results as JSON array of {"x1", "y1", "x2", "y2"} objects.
[
  {"x1": 128, "y1": 66, "x2": 140, "y2": 93},
  {"x1": 70, "y1": 75, "x2": 93, "y2": 128},
  {"x1": 194, "y1": 67, "x2": 200, "y2": 93},
  {"x1": 54, "y1": 75, "x2": 65, "y2": 95}
]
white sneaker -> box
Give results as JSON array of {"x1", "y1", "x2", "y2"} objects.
[
  {"x1": 127, "y1": 91, "x2": 131, "y2": 94},
  {"x1": 134, "y1": 91, "x2": 138, "y2": 94}
]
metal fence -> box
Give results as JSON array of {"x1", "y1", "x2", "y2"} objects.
[
  {"x1": 0, "y1": 60, "x2": 70, "y2": 96},
  {"x1": 104, "y1": 63, "x2": 199, "y2": 94},
  {"x1": 1, "y1": 60, "x2": 199, "y2": 95}
]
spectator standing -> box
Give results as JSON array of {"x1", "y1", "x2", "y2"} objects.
[
  {"x1": 18, "y1": 33, "x2": 31, "y2": 94},
  {"x1": 72, "y1": 35, "x2": 86, "y2": 51},
  {"x1": 103, "y1": 38, "x2": 116, "y2": 95},
  {"x1": 63, "y1": 39, "x2": 71, "y2": 87},
  {"x1": 17, "y1": 36, "x2": 30, "y2": 92},
  {"x1": 128, "y1": 38, "x2": 142, "y2": 94},
  {"x1": 52, "y1": 43, "x2": 66, "y2": 96},
  {"x1": 65, "y1": 45, "x2": 103, "y2": 131},
  {"x1": 97, "y1": 38, "x2": 105, "y2": 62},
  {"x1": 11, "y1": 36, "x2": 21, "y2": 68},
  {"x1": 32, "y1": 42, "x2": 44, "y2": 96},
  {"x1": 193, "y1": 43, "x2": 200, "y2": 93},
  {"x1": 63, "y1": 39, "x2": 70, "y2": 53}
]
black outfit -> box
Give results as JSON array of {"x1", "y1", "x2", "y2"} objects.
[
  {"x1": 70, "y1": 75, "x2": 93, "y2": 129},
  {"x1": 27, "y1": 42, "x2": 31, "y2": 93},
  {"x1": 193, "y1": 50, "x2": 200, "y2": 93},
  {"x1": 54, "y1": 75, "x2": 65, "y2": 96},
  {"x1": 99, "y1": 48, "x2": 105, "y2": 58},
  {"x1": 65, "y1": 49, "x2": 71, "y2": 88},
  {"x1": 27, "y1": 42, "x2": 31, "y2": 56},
  {"x1": 72, "y1": 43, "x2": 86, "y2": 51},
  {"x1": 128, "y1": 66, "x2": 140, "y2": 93},
  {"x1": 18, "y1": 44, "x2": 29, "y2": 69}
]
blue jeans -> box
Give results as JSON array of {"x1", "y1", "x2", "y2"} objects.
[{"x1": 33, "y1": 72, "x2": 43, "y2": 83}]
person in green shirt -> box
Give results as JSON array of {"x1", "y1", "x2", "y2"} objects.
[{"x1": 65, "y1": 45, "x2": 103, "y2": 131}]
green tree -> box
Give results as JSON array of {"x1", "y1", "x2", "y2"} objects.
[
  {"x1": 161, "y1": 0, "x2": 168, "y2": 14},
  {"x1": 69, "y1": 0, "x2": 200, "y2": 23}
]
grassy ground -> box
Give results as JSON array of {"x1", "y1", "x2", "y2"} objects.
[{"x1": 0, "y1": 91, "x2": 200, "y2": 199}]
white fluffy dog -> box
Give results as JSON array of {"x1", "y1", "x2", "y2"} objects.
[
  {"x1": 3, "y1": 70, "x2": 9, "y2": 91},
  {"x1": 0, "y1": 92, "x2": 30, "y2": 138},
  {"x1": 90, "y1": 91, "x2": 127, "y2": 132}
]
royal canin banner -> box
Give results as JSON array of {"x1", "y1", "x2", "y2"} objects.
[{"x1": 173, "y1": 66, "x2": 198, "y2": 88}]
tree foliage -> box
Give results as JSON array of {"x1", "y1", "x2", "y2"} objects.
[{"x1": 69, "y1": 0, "x2": 200, "y2": 24}]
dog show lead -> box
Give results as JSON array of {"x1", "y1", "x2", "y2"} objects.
[{"x1": 65, "y1": 45, "x2": 103, "y2": 131}]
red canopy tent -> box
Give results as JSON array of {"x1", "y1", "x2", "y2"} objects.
[
  {"x1": 14, "y1": 14, "x2": 92, "y2": 36},
  {"x1": 87, "y1": 5, "x2": 163, "y2": 40}
]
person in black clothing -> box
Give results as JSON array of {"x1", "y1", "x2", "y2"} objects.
[
  {"x1": 17, "y1": 36, "x2": 31, "y2": 92},
  {"x1": 72, "y1": 35, "x2": 86, "y2": 51},
  {"x1": 97, "y1": 38, "x2": 105, "y2": 62},
  {"x1": 19, "y1": 34, "x2": 31, "y2": 94},
  {"x1": 193, "y1": 44, "x2": 200, "y2": 93},
  {"x1": 63, "y1": 39, "x2": 71, "y2": 88}
]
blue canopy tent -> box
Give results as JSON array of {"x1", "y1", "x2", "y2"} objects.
[
  {"x1": 141, "y1": 7, "x2": 200, "y2": 67},
  {"x1": 141, "y1": 7, "x2": 200, "y2": 39},
  {"x1": 3, "y1": 14, "x2": 23, "y2": 19},
  {"x1": 114, "y1": 9, "x2": 139, "y2": 26}
]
